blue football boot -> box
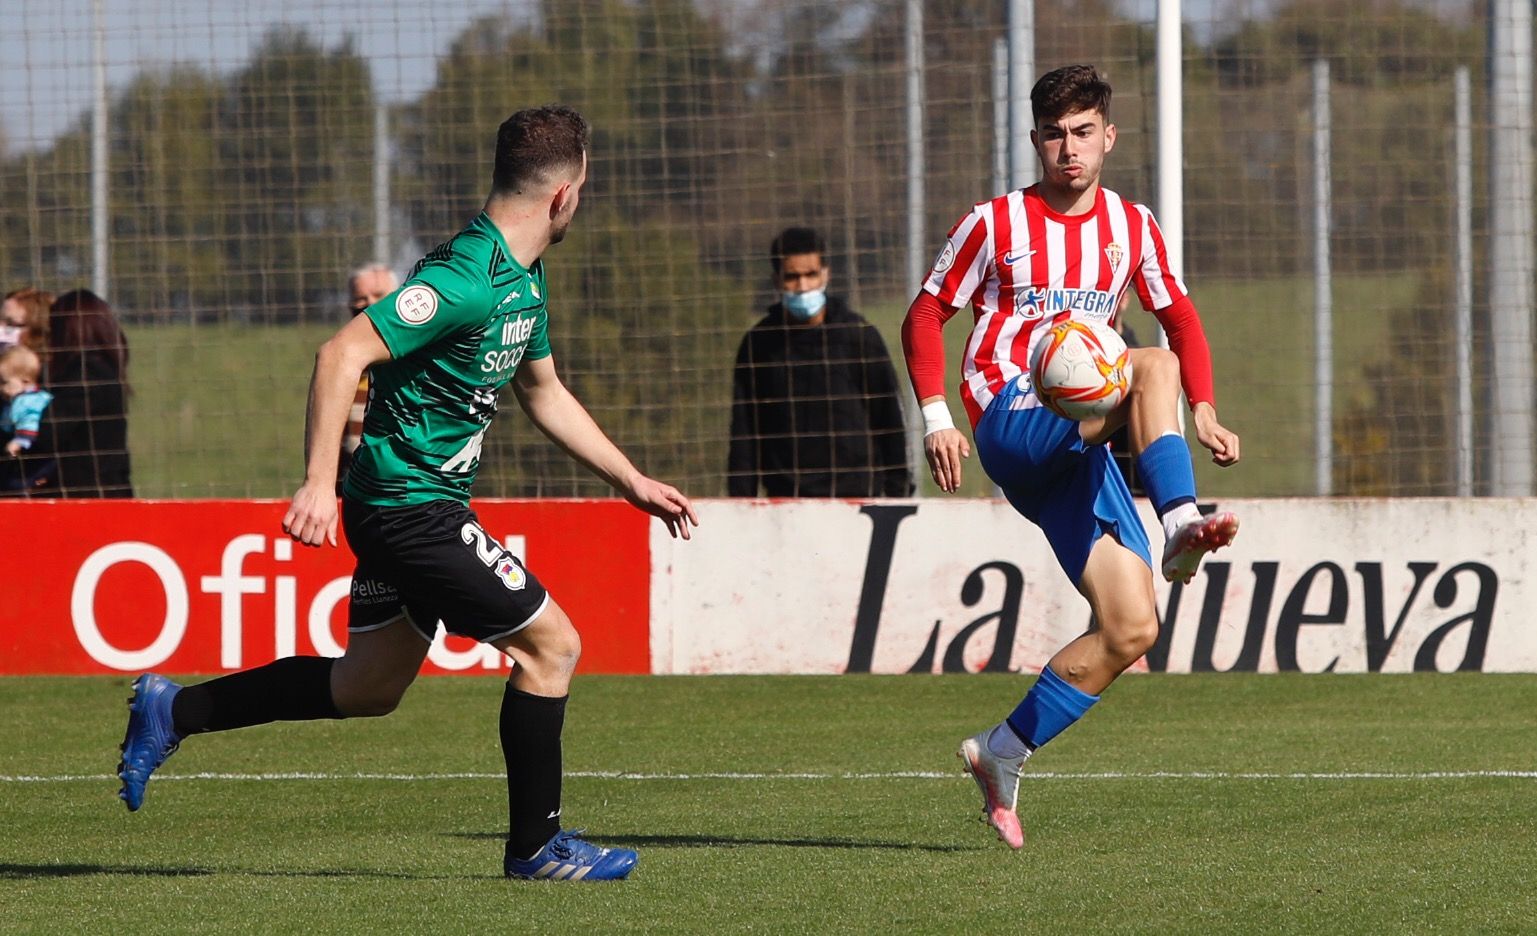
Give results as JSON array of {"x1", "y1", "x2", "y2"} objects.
[
  {"x1": 117, "y1": 673, "x2": 183, "y2": 811},
  {"x1": 504, "y1": 829, "x2": 638, "y2": 881}
]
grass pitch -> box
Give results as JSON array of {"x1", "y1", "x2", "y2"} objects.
[{"x1": 3, "y1": 673, "x2": 1535, "y2": 934}]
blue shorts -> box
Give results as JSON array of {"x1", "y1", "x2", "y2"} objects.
[{"x1": 973, "y1": 376, "x2": 1152, "y2": 584}]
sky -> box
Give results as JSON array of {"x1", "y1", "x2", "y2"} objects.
[
  {"x1": 1, "y1": 0, "x2": 517, "y2": 150},
  {"x1": 0, "y1": 0, "x2": 1274, "y2": 153}
]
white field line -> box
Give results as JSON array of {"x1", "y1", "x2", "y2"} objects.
[{"x1": 4, "y1": 770, "x2": 1537, "y2": 783}]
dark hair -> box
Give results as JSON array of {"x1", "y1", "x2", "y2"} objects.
[
  {"x1": 1031, "y1": 65, "x2": 1112, "y2": 126},
  {"x1": 769, "y1": 227, "x2": 827, "y2": 275},
  {"x1": 491, "y1": 105, "x2": 591, "y2": 196},
  {"x1": 48, "y1": 289, "x2": 128, "y2": 383}
]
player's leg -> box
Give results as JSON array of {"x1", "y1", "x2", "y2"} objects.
[
  {"x1": 1087, "y1": 346, "x2": 1236, "y2": 584},
  {"x1": 966, "y1": 397, "x2": 1152, "y2": 847},
  {"x1": 960, "y1": 534, "x2": 1157, "y2": 844},
  {"x1": 117, "y1": 605, "x2": 429, "y2": 812},
  {"x1": 117, "y1": 502, "x2": 429, "y2": 812},
  {"x1": 116, "y1": 622, "x2": 428, "y2": 812},
  {"x1": 414, "y1": 504, "x2": 634, "y2": 881},
  {"x1": 1048, "y1": 537, "x2": 1159, "y2": 694},
  {"x1": 491, "y1": 597, "x2": 578, "y2": 865},
  {"x1": 491, "y1": 602, "x2": 637, "y2": 882},
  {"x1": 486, "y1": 599, "x2": 627, "y2": 881}
]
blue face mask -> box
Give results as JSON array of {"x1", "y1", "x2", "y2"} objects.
[{"x1": 783, "y1": 288, "x2": 827, "y2": 321}]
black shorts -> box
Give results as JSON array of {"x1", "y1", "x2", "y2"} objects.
[{"x1": 342, "y1": 498, "x2": 550, "y2": 644}]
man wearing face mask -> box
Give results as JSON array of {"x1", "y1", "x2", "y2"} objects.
[{"x1": 727, "y1": 226, "x2": 912, "y2": 497}]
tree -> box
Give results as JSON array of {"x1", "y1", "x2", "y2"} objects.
[
  {"x1": 107, "y1": 66, "x2": 226, "y2": 320},
  {"x1": 395, "y1": 4, "x2": 752, "y2": 495},
  {"x1": 216, "y1": 27, "x2": 375, "y2": 321}
]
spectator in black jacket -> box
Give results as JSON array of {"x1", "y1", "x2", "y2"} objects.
[
  {"x1": 728, "y1": 227, "x2": 912, "y2": 497},
  {"x1": 42, "y1": 289, "x2": 133, "y2": 497}
]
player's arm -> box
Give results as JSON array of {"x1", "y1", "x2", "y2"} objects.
[
  {"x1": 1134, "y1": 208, "x2": 1239, "y2": 468},
  {"x1": 1153, "y1": 298, "x2": 1239, "y2": 467},
  {"x1": 512, "y1": 355, "x2": 698, "y2": 539},
  {"x1": 904, "y1": 208, "x2": 990, "y2": 492},
  {"x1": 283, "y1": 313, "x2": 392, "y2": 547},
  {"x1": 902, "y1": 293, "x2": 968, "y2": 493}
]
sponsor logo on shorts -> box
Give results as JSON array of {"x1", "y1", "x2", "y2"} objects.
[
  {"x1": 396, "y1": 285, "x2": 439, "y2": 325},
  {"x1": 351, "y1": 577, "x2": 398, "y2": 605}
]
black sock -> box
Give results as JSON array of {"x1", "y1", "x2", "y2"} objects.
[
  {"x1": 171, "y1": 656, "x2": 342, "y2": 735},
  {"x1": 501, "y1": 686, "x2": 567, "y2": 859}
]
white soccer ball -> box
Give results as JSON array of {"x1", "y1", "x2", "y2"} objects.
[{"x1": 1028, "y1": 320, "x2": 1133, "y2": 421}]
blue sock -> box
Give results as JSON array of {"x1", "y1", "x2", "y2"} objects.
[
  {"x1": 1135, "y1": 432, "x2": 1197, "y2": 516},
  {"x1": 1005, "y1": 666, "x2": 1100, "y2": 750}
]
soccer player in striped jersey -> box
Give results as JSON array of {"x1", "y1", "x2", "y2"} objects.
[
  {"x1": 901, "y1": 65, "x2": 1240, "y2": 849},
  {"x1": 115, "y1": 105, "x2": 698, "y2": 882}
]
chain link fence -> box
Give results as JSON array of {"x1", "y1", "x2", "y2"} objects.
[{"x1": 0, "y1": 0, "x2": 1523, "y2": 498}]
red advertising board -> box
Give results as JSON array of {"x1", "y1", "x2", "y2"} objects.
[{"x1": 2, "y1": 500, "x2": 650, "y2": 675}]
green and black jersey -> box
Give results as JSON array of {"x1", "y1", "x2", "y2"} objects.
[{"x1": 342, "y1": 212, "x2": 551, "y2": 506}]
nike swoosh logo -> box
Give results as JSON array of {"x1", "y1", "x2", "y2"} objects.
[
  {"x1": 546, "y1": 809, "x2": 561, "y2": 819},
  {"x1": 1004, "y1": 250, "x2": 1035, "y2": 265}
]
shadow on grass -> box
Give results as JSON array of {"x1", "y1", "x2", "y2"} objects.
[
  {"x1": 0, "y1": 862, "x2": 483, "y2": 881},
  {"x1": 448, "y1": 832, "x2": 983, "y2": 853}
]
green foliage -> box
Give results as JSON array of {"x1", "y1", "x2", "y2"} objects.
[
  {"x1": 108, "y1": 67, "x2": 227, "y2": 318},
  {"x1": 0, "y1": 0, "x2": 1505, "y2": 496},
  {"x1": 218, "y1": 29, "x2": 376, "y2": 317},
  {"x1": 1333, "y1": 264, "x2": 1460, "y2": 495},
  {"x1": 1211, "y1": 0, "x2": 1482, "y2": 87},
  {"x1": 5, "y1": 673, "x2": 1537, "y2": 932},
  {"x1": 393, "y1": 2, "x2": 748, "y2": 244},
  {"x1": 478, "y1": 209, "x2": 748, "y2": 495}
]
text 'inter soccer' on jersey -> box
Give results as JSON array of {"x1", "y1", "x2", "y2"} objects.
[
  {"x1": 921, "y1": 185, "x2": 1187, "y2": 427},
  {"x1": 343, "y1": 212, "x2": 552, "y2": 506}
]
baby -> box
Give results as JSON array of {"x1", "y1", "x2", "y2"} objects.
[{"x1": 0, "y1": 345, "x2": 53, "y2": 456}]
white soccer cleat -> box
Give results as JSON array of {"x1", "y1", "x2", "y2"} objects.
[
  {"x1": 957, "y1": 731, "x2": 1026, "y2": 850},
  {"x1": 1160, "y1": 511, "x2": 1240, "y2": 585}
]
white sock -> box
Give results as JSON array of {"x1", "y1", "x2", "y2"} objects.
[
  {"x1": 1161, "y1": 502, "x2": 1202, "y2": 543},
  {"x1": 984, "y1": 722, "x2": 1034, "y2": 761}
]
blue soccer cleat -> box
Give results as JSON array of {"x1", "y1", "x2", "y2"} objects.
[
  {"x1": 117, "y1": 673, "x2": 183, "y2": 812},
  {"x1": 504, "y1": 829, "x2": 638, "y2": 881}
]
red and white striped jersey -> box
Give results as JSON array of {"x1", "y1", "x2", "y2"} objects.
[{"x1": 920, "y1": 185, "x2": 1189, "y2": 426}]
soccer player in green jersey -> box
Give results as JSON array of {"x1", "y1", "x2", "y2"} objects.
[{"x1": 116, "y1": 105, "x2": 698, "y2": 882}]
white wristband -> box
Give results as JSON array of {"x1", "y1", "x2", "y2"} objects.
[{"x1": 921, "y1": 400, "x2": 955, "y2": 436}]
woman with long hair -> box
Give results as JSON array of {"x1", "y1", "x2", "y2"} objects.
[{"x1": 43, "y1": 289, "x2": 132, "y2": 497}]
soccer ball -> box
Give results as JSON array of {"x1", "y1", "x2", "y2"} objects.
[{"x1": 1028, "y1": 320, "x2": 1133, "y2": 421}]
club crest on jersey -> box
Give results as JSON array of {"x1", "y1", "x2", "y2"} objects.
[
  {"x1": 1104, "y1": 242, "x2": 1125, "y2": 270},
  {"x1": 932, "y1": 242, "x2": 955, "y2": 274},
  {"x1": 495, "y1": 555, "x2": 527, "y2": 591},
  {"x1": 395, "y1": 285, "x2": 439, "y2": 325}
]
